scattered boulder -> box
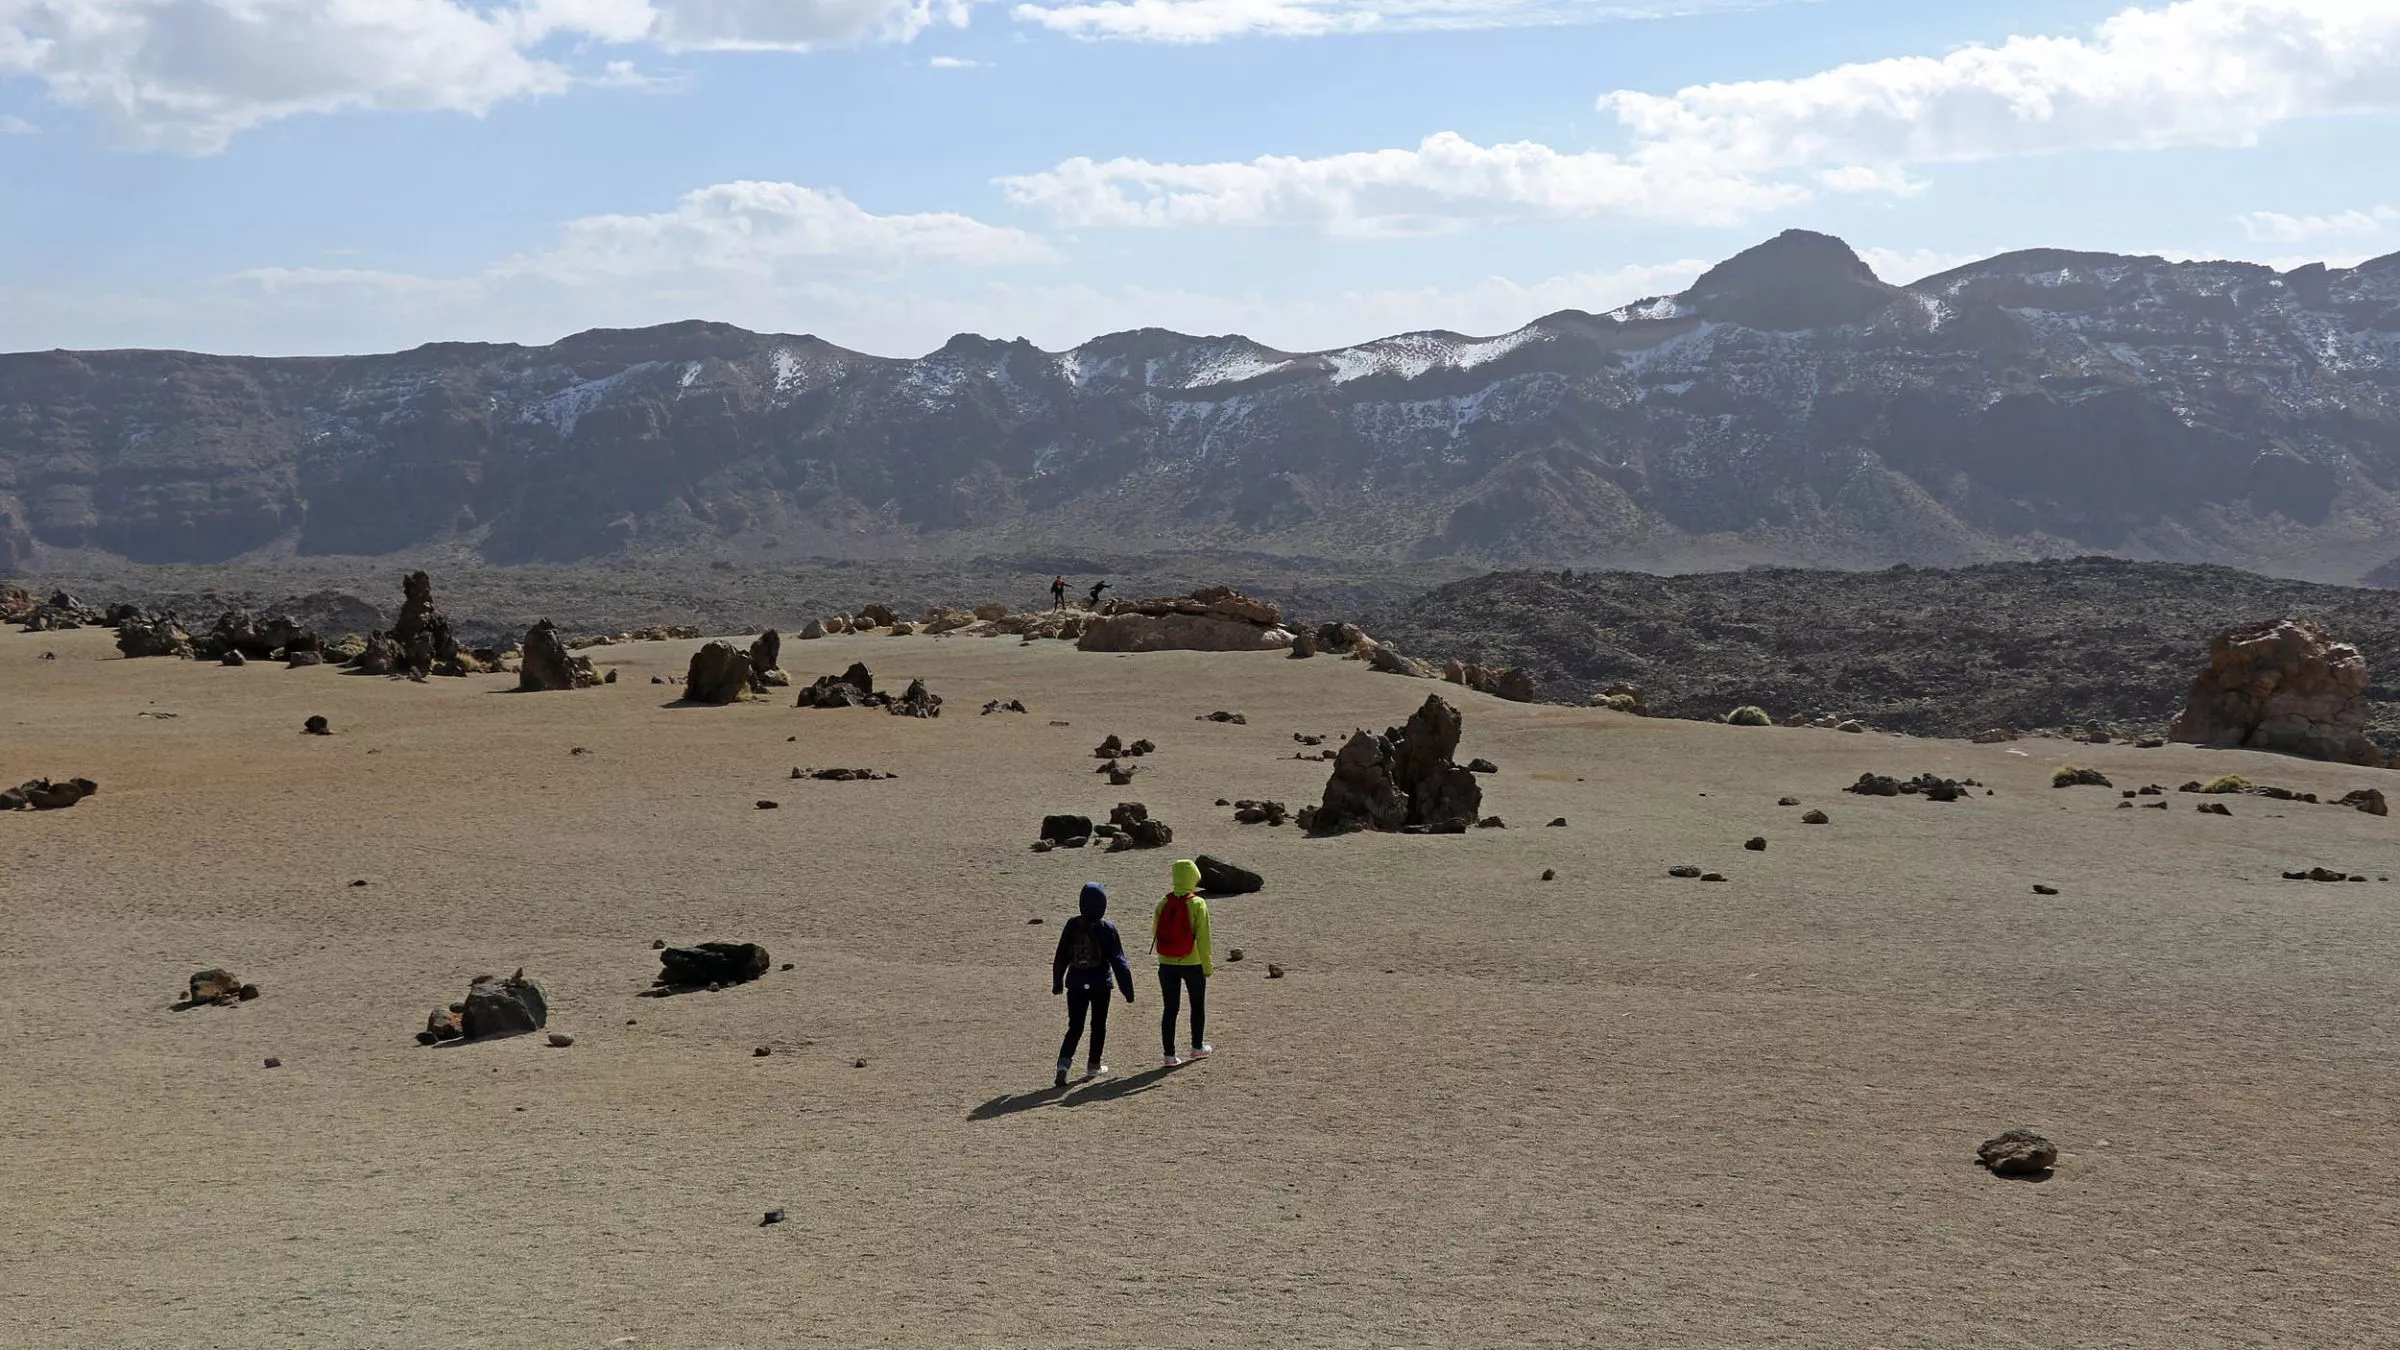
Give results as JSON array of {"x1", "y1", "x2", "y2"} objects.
[
  {"x1": 798, "y1": 767, "x2": 896, "y2": 781},
  {"x1": 658, "y1": 942, "x2": 772, "y2": 988},
  {"x1": 2284, "y1": 867, "x2": 2352, "y2": 882},
  {"x1": 4, "y1": 777, "x2": 97, "y2": 811},
  {"x1": 1745, "y1": 837, "x2": 1766, "y2": 851},
  {"x1": 2198, "y1": 801, "x2": 2233, "y2": 816},
  {"x1": 888, "y1": 621, "x2": 916, "y2": 636},
  {"x1": 855, "y1": 604, "x2": 899, "y2": 629},
  {"x1": 418, "y1": 1008, "x2": 464, "y2": 1045},
  {"x1": 1099, "y1": 760, "x2": 1139, "y2": 786},
  {"x1": 1194, "y1": 855, "x2": 1263, "y2": 895},
  {"x1": 2052, "y1": 767, "x2": 2112, "y2": 789},
  {"x1": 1801, "y1": 809, "x2": 1830, "y2": 824},
  {"x1": 2032, "y1": 884, "x2": 2059, "y2": 895},
  {"x1": 1039, "y1": 814, "x2": 1094, "y2": 846},
  {"x1": 518, "y1": 619, "x2": 602, "y2": 691},
  {"x1": 795, "y1": 662, "x2": 879, "y2": 708},
  {"x1": 547, "y1": 1032, "x2": 575, "y2": 1048},
  {"x1": 799, "y1": 619, "x2": 827, "y2": 639},
  {"x1": 1108, "y1": 802, "x2": 1173, "y2": 849},
  {"x1": 1541, "y1": 869, "x2": 1556, "y2": 881},
  {"x1": 1589, "y1": 682, "x2": 1646, "y2": 715},
  {"x1": 1848, "y1": 771, "x2": 1971, "y2": 801},
  {"x1": 2340, "y1": 788, "x2": 2389, "y2": 816},
  {"x1": 889, "y1": 677, "x2": 942, "y2": 718},
  {"x1": 1231, "y1": 800, "x2": 1289, "y2": 826},
  {"x1": 974, "y1": 602, "x2": 1011, "y2": 621},
  {"x1": 981, "y1": 699, "x2": 1028, "y2": 715},
  {"x1": 1288, "y1": 628, "x2": 1318, "y2": 659},
  {"x1": 451, "y1": 970, "x2": 547, "y2": 1040},
  {"x1": 683, "y1": 641, "x2": 755, "y2": 704},
  {"x1": 1197, "y1": 710, "x2": 1247, "y2": 724},
  {"x1": 1298, "y1": 694, "x2": 1483, "y2": 835},
  {"x1": 1366, "y1": 645, "x2": 1434, "y2": 678},
  {"x1": 2168, "y1": 618, "x2": 2384, "y2": 766},
  {"x1": 1442, "y1": 660, "x2": 1538, "y2": 702},
  {"x1": 1976, "y1": 1128, "x2": 2058, "y2": 1177},
  {"x1": 303, "y1": 715, "x2": 330, "y2": 735},
  {"x1": 1668, "y1": 865, "x2": 1702, "y2": 878},
  {"x1": 187, "y1": 969, "x2": 246, "y2": 1006},
  {"x1": 1835, "y1": 720, "x2": 1866, "y2": 734},
  {"x1": 1466, "y1": 758, "x2": 1499, "y2": 774},
  {"x1": 1094, "y1": 734, "x2": 1125, "y2": 759},
  {"x1": 1548, "y1": 817, "x2": 1567, "y2": 827}
]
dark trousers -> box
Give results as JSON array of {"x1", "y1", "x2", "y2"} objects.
[
  {"x1": 1158, "y1": 964, "x2": 1206, "y2": 1055},
  {"x1": 1058, "y1": 982, "x2": 1110, "y2": 1066}
]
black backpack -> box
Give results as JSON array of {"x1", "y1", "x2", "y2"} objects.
[{"x1": 1065, "y1": 920, "x2": 1107, "y2": 971}]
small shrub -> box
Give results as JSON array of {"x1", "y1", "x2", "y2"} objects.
[
  {"x1": 2199, "y1": 774, "x2": 2251, "y2": 794},
  {"x1": 2053, "y1": 766, "x2": 2113, "y2": 789},
  {"x1": 1726, "y1": 705, "x2": 1772, "y2": 727}
]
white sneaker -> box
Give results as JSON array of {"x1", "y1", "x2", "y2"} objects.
[
  {"x1": 1054, "y1": 1060, "x2": 1071, "y2": 1088},
  {"x1": 1190, "y1": 1044, "x2": 1214, "y2": 1060},
  {"x1": 1086, "y1": 1062, "x2": 1110, "y2": 1079},
  {"x1": 1163, "y1": 1053, "x2": 1184, "y2": 1068}
]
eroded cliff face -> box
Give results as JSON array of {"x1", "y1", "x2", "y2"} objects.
[{"x1": 6, "y1": 230, "x2": 2399, "y2": 573}]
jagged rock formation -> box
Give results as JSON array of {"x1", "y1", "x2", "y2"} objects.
[
  {"x1": 656, "y1": 942, "x2": 771, "y2": 988},
  {"x1": 795, "y1": 662, "x2": 880, "y2": 708},
  {"x1": 1300, "y1": 694, "x2": 1483, "y2": 834},
  {"x1": 517, "y1": 619, "x2": 600, "y2": 691},
  {"x1": 12, "y1": 232, "x2": 2400, "y2": 576},
  {"x1": 1077, "y1": 586, "x2": 1292, "y2": 653},
  {"x1": 2168, "y1": 619, "x2": 2384, "y2": 765},
  {"x1": 1441, "y1": 660, "x2": 1536, "y2": 702}
]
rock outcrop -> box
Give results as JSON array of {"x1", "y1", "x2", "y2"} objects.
[
  {"x1": 425, "y1": 969, "x2": 548, "y2": 1041},
  {"x1": 795, "y1": 662, "x2": 880, "y2": 708},
  {"x1": 748, "y1": 630, "x2": 784, "y2": 689},
  {"x1": 3, "y1": 776, "x2": 97, "y2": 811},
  {"x1": 518, "y1": 619, "x2": 601, "y2": 691},
  {"x1": 683, "y1": 640, "x2": 755, "y2": 704},
  {"x1": 1107, "y1": 802, "x2": 1173, "y2": 849},
  {"x1": 1077, "y1": 587, "x2": 1294, "y2": 654},
  {"x1": 116, "y1": 612, "x2": 194, "y2": 659},
  {"x1": 2169, "y1": 619, "x2": 2385, "y2": 765},
  {"x1": 1975, "y1": 1128, "x2": 2058, "y2": 1177},
  {"x1": 1442, "y1": 660, "x2": 1537, "y2": 702},
  {"x1": 1299, "y1": 694, "x2": 1483, "y2": 834}
]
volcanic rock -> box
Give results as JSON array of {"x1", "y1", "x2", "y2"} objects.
[
  {"x1": 888, "y1": 677, "x2": 942, "y2": 718},
  {"x1": 2169, "y1": 618, "x2": 2383, "y2": 766},
  {"x1": 116, "y1": 612, "x2": 194, "y2": 659},
  {"x1": 2340, "y1": 787, "x2": 2389, "y2": 816},
  {"x1": 459, "y1": 970, "x2": 547, "y2": 1039},
  {"x1": 658, "y1": 942, "x2": 772, "y2": 988},
  {"x1": 1976, "y1": 1128, "x2": 2058, "y2": 1177},
  {"x1": 1039, "y1": 814, "x2": 1094, "y2": 845},
  {"x1": 1195, "y1": 855, "x2": 1263, "y2": 895},
  {"x1": 683, "y1": 640, "x2": 755, "y2": 704},
  {"x1": 1107, "y1": 802, "x2": 1173, "y2": 849},
  {"x1": 517, "y1": 619, "x2": 601, "y2": 691},
  {"x1": 1299, "y1": 694, "x2": 1482, "y2": 835},
  {"x1": 187, "y1": 969, "x2": 245, "y2": 1006},
  {"x1": 1801, "y1": 809, "x2": 1829, "y2": 824},
  {"x1": 303, "y1": 715, "x2": 330, "y2": 735},
  {"x1": 796, "y1": 662, "x2": 879, "y2": 708}
]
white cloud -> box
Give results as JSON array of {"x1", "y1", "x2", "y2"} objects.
[
  {"x1": 2235, "y1": 206, "x2": 2399, "y2": 244},
  {"x1": 1600, "y1": 0, "x2": 2400, "y2": 180},
  {"x1": 1011, "y1": 0, "x2": 1780, "y2": 43},
  {"x1": 928, "y1": 54, "x2": 983, "y2": 66},
  {"x1": 999, "y1": 131, "x2": 1803, "y2": 234},
  {"x1": 0, "y1": 112, "x2": 29, "y2": 132},
  {"x1": 218, "y1": 181, "x2": 1054, "y2": 341},
  {"x1": 0, "y1": 0, "x2": 962, "y2": 152},
  {"x1": 1006, "y1": 1, "x2": 2400, "y2": 234}
]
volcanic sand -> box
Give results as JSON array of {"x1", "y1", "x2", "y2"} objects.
[{"x1": 4, "y1": 626, "x2": 2398, "y2": 1348}]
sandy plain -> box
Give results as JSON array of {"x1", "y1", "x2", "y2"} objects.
[{"x1": 3, "y1": 623, "x2": 2398, "y2": 1348}]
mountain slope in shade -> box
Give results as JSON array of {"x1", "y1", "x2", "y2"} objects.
[{"x1": 6, "y1": 229, "x2": 2400, "y2": 579}]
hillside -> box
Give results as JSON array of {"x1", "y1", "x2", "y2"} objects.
[
  {"x1": 7, "y1": 231, "x2": 2400, "y2": 578},
  {"x1": 1368, "y1": 557, "x2": 2400, "y2": 743}
]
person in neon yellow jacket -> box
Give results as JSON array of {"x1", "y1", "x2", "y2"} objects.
[{"x1": 1152, "y1": 858, "x2": 1215, "y2": 1065}]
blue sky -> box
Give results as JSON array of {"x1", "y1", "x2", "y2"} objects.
[{"x1": 1, "y1": 0, "x2": 2395, "y2": 357}]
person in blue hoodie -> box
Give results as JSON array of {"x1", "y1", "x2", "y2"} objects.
[{"x1": 1052, "y1": 882, "x2": 1136, "y2": 1087}]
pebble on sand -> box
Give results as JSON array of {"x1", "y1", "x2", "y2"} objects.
[{"x1": 547, "y1": 1032, "x2": 575, "y2": 1047}]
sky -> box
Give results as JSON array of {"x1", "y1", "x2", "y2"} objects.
[{"x1": 1, "y1": 0, "x2": 2396, "y2": 358}]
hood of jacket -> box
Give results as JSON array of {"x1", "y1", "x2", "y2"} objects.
[{"x1": 1079, "y1": 882, "x2": 1108, "y2": 921}]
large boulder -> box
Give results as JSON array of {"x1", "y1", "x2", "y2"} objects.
[
  {"x1": 684, "y1": 640, "x2": 754, "y2": 704},
  {"x1": 1301, "y1": 694, "x2": 1483, "y2": 834},
  {"x1": 1108, "y1": 802, "x2": 1173, "y2": 849},
  {"x1": 6, "y1": 777, "x2": 97, "y2": 811},
  {"x1": 1976, "y1": 1128, "x2": 2058, "y2": 1177},
  {"x1": 0, "y1": 582, "x2": 30, "y2": 623},
  {"x1": 854, "y1": 604, "x2": 899, "y2": 629},
  {"x1": 459, "y1": 970, "x2": 547, "y2": 1039},
  {"x1": 116, "y1": 612, "x2": 194, "y2": 659},
  {"x1": 658, "y1": 942, "x2": 772, "y2": 987},
  {"x1": 1194, "y1": 855, "x2": 1264, "y2": 895},
  {"x1": 2168, "y1": 619, "x2": 2384, "y2": 766},
  {"x1": 518, "y1": 619, "x2": 600, "y2": 691},
  {"x1": 1039, "y1": 813, "x2": 1094, "y2": 844}
]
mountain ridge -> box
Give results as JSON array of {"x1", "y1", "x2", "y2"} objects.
[{"x1": 8, "y1": 230, "x2": 2400, "y2": 579}]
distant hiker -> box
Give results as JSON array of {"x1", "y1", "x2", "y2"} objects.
[
  {"x1": 1153, "y1": 859, "x2": 1214, "y2": 1066},
  {"x1": 1087, "y1": 580, "x2": 1110, "y2": 609},
  {"x1": 1053, "y1": 882, "x2": 1135, "y2": 1087},
  {"x1": 1050, "y1": 576, "x2": 1067, "y2": 610}
]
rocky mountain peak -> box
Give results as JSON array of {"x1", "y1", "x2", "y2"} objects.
[{"x1": 1679, "y1": 227, "x2": 1900, "y2": 330}]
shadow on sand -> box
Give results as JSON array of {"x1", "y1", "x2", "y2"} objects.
[{"x1": 967, "y1": 1063, "x2": 1181, "y2": 1121}]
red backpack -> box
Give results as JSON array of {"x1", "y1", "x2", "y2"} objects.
[{"x1": 1154, "y1": 894, "x2": 1196, "y2": 959}]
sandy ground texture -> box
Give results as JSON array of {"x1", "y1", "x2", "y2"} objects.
[{"x1": 4, "y1": 626, "x2": 2399, "y2": 1349}]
